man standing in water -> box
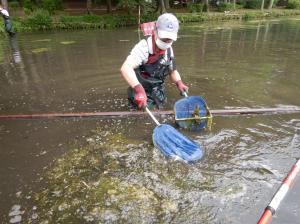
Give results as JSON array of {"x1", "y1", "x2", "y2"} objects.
[
  {"x1": 120, "y1": 13, "x2": 188, "y2": 109},
  {"x1": 0, "y1": 4, "x2": 15, "y2": 36}
]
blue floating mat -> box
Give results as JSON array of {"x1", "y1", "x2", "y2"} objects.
[
  {"x1": 174, "y1": 96, "x2": 212, "y2": 131},
  {"x1": 153, "y1": 124, "x2": 203, "y2": 162}
]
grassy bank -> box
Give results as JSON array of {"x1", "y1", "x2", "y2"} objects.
[{"x1": 1, "y1": 9, "x2": 300, "y2": 35}]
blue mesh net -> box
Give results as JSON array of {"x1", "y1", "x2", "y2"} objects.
[
  {"x1": 153, "y1": 124, "x2": 203, "y2": 162},
  {"x1": 174, "y1": 96, "x2": 210, "y2": 131}
]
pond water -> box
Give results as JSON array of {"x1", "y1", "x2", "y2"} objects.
[{"x1": 0, "y1": 18, "x2": 300, "y2": 223}]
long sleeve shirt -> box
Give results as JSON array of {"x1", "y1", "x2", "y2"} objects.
[{"x1": 0, "y1": 8, "x2": 10, "y2": 19}]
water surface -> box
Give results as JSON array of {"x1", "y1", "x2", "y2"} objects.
[{"x1": 0, "y1": 18, "x2": 300, "y2": 223}]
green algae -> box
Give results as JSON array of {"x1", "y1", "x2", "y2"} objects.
[
  {"x1": 31, "y1": 48, "x2": 51, "y2": 54},
  {"x1": 217, "y1": 182, "x2": 247, "y2": 199},
  {"x1": 25, "y1": 129, "x2": 162, "y2": 223},
  {"x1": 32, "y1": 39, "x2": 51, "y2": 42},
  {"x1": 22, "y1": 125, "x2": 217, "y2": 223},
  {"x1": 60, "y1": 41, "x2": 76, "y2": 45}
]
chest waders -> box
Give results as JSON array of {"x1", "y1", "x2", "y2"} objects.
[
  {"x1": 1, "y1": 13, "x2": 15, "y2": 36},
  {"x1": 128, "y1": 47, "x2": 173, "y2": 109}
]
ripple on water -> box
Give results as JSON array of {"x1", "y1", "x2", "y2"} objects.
[{"x1": 9, "y1": 114, "x2": 299, "y2": 223}]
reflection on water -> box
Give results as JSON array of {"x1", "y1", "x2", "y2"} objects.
[
  {"x1": 177, "y1": 19, "x2": 300, "y2": 108},
  {"x1": 0, "y1": 18, "x2": 300, "y2": 223},
  {"x1": 9, "y1": 35, "x2": 22, "y2": 64}
]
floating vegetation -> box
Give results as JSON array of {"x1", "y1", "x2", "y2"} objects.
[
  {"x1": 217, "y1": 181, "x2": 247, "y2": 199},
  {"x1": 13, "y1": 118, "x2": 257, "y2": 224},
  {"x1": 32, "y1": 39, "x2": 51, "y2": 42},
  {"x1": 21, "y1": 125, "x2": 210, "y2": 223},
  {"x1": 16, "y1": 116, "x2": 296, "y2": 223},
  {"x1": 31, "y1": 48, "x2": 51, "y2": 54},
  {"x1": 60, "y1": 41, "x2": 76, "y2": 45},
  {"x1": 23, "y1": 127, "x2": 169, "y2": 223},
  {"x1": 9, "y1": 205, "x2": 24, "y2": 224}
]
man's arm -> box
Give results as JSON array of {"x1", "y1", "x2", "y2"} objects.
[
  {"x1": 170, "y1": 70, "x2": 189, "y2": 93},
  {"x1": 120, "y1": 39, "x2": 149, "y2": 87},
  {"x1": 169, "y1": 46, "x2": 189, "y2": 93},
  {"x1": 120, "y1": 39, "x2": 149, "y2": 108},
  {"x1": 120, "y1": 57, "x2": 147, "y2": 108},
  {"x1": 120, "y1": 57, "x2": 140, "y2": 88},
  {"x1": 170, "y1": 70, "x2": 181, "y2": 83}
]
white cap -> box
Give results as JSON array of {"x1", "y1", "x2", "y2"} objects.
[{"x1": 156, "y1": 13, "x2": 179, "y2": 41}]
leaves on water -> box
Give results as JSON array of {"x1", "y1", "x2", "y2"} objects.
[
  {"x1": 60, "y1": 41, "x2": 76, "y2": 45},
  {"x1": 31, "y1": 48, "x2": 51, "y2": 54},
  {"x1": 32, "y1": 39, "x2": 51, "y2": 42}
]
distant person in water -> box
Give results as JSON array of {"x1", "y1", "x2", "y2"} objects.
[
  {"x1": 0, "y1": 4, "x2": 15, "y2": 36},
  {"x1": 120, "y1": 13, "x2": 188, "y2": 110}
]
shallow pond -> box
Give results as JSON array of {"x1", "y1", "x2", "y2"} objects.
[{"x1": 0, "y1": 18, "x2": 300, "y2": 223}]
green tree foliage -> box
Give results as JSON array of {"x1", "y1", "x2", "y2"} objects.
[
  {"x1": 8, "y1": 1, "x2": 20, "y2": 10},
  {"x1": 287, "y1": 0, "x2": 300, "y2": 9},
  {"x1": 217, "y1": 2, "x2": 239, "y2": 12},
  {"x1": 244, "y1": 0, "x2": 262, "y2": 9},
  {"x1": 23, "y1": 0, "x2": 37, "y2": 12},
  {"x1": 41, "y1": 0, "x2": 63, "y2": 14},
  {"x1": 25, "y1": 9, "x2": 52, "y2": 29},
  {"x1": 243, "y1": 0, "x2": 279, "y2": 9},
  {"x1": 117, "y1": 0, "x2": 139, "y2": 14},
  {"x1": 23, "y1": 0, "x2": 62, "y2": 14},
  {"x1": 116, "y1": 0, "x2": 157, "y2": 15},
  {"x1": 187, "y1": 2, "x2": 204, "y2": 13}
]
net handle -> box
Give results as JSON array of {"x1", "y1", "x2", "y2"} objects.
[{"x1": 145, "y1": 107, "x2": 160, "y2": 126}]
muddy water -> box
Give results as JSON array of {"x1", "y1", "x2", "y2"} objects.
[{"x1": 0, "y1": 18, "x2": 300, "y2": 223}]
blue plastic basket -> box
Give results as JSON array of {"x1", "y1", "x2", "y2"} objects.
[{"x1": 174, "y1": 96, "x2": 212, "y2": 131}]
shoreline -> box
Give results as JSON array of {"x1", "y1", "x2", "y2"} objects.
[{"x1": 1, "y1": 9, "x2": 300, "y2": 35}]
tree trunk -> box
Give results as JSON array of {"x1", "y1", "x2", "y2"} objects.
[
  {"x1": 106, "y1": 0, "x2": 112, "y2": 13},
  {"x1": 233, "y1": 0, "x2": 236, "y2": 9},
  {"x1": 87, "y1": 0, "x2": 92, "y2": 14},
  {"x1": 157, "y1": 0, "x2": 167, "y2": 14},
  {"x1": 205, "y1": 0, "x2": 209, "y2": 12},
  {"x1": 124, "y1": 0, "x2": 129, "y2": 14},
  {"x1": 1, "y1": 0, "x2": 8, "y2": 9},
  {"x1": 261, "y1": 0, "x2": 265, "y2": 10},
  {"x1": 268, "y1": 0, "x2": 274, "y2": 9},
  {"x1": 164, "y1": 0, "x2": 170, "y2": 9}
]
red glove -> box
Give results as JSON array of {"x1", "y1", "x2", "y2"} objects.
[
  {"x1": 133, "y1": 84, "x2": 147, "y2": 109},
  {"x1": 176, "y1": 80, "x2": 188, "y2": 94}
]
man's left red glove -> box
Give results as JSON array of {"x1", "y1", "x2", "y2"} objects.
[{"x1": 176, "y1": 80, "x2": 189, "y2": 94}]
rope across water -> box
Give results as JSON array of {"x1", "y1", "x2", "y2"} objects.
[{"x1": 0, "y1": 107, "x2": 299, "y2": 120}]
